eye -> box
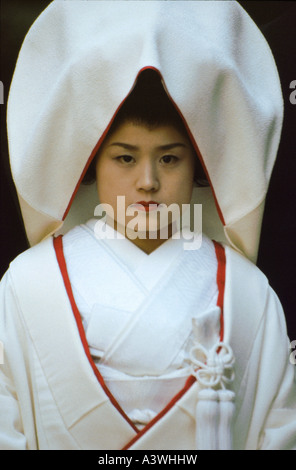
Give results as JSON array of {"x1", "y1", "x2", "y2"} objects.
[
  {"x1": 160, "y1": 154, "x2": 179, "y2": 165},
  {"x1": 114, "y1": 155, "x2": 135, "y2": 164}
]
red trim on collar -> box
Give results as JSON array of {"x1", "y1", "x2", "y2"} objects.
[
  {"x1": 53, "y1": 235, "x2": 139, "y2": 434},
  {"x1": 123, "y1": 240, "x2": 227, "y2": 449},
  {"x1": 53, "y1": 234, "x2": 226, "y2": 449},
  {"x1": 213, "y1": 240, "x2": 226, "y2": 342},
  {"x1": 122, "y1": 375, "x2": 196, "y2": 450}
]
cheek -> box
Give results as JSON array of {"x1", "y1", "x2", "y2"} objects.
[
  {"x1": 183, "y1": 162, "x2": 195, "y2": 196},
  {"x1": 169, "y1": 168, "x2": 195, "y2": 203},
  {"x1": 96, "y1": 166, "x2": 129, "y2": 204},
  {"x1": 96, "y1": 164, "x2": 114, "y2": 203}
]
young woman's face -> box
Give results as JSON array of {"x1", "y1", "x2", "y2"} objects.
[{"x1": 95, "y1": 121, "x2": 196, "y2": 239}]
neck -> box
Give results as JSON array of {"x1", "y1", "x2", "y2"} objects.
[
  {"x1": 127, "y1": 235, "x2": 170, "y2": 254},
  {"x1": 113, "y1": 220, "x2": 176, "y2": 254}
]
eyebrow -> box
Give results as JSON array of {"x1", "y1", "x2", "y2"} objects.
[{"x1": 109, "y1": 142, "x2": 188, "y2": 151}]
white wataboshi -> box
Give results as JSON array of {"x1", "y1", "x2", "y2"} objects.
[{"x1": 1, "y1": 1, "x2": 295, "y2": 450}]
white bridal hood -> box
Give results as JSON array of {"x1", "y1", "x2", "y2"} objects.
[{"x1": 7, "y1": 0, "x2": 283, "y2": 262}]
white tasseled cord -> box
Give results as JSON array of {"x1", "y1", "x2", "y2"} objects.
[
  {"x1": 217, "y1": 389, "x2": 235, "y2": 450},
  {"x1": 195, "y1": 389, "x2": 219, "y2": 450},
  {"x1": 190, "y1": 342, "x2": 235, "y2": 450}
]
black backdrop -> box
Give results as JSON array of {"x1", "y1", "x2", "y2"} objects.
[{"x1": 1, "y1": 1, "x2": 296, "y2": 340}]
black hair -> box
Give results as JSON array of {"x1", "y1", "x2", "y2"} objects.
[{"x1": 83, "y1": 69, "x2": 208, "y2": 186}]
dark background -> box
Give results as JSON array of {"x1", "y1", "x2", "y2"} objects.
[{"x1": 1, "y1": 1, "x2": 296, "y2": 339}]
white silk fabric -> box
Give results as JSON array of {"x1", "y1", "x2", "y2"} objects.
[{"x1": 63, "y1": 219, "x2": 219, "y2": 426}]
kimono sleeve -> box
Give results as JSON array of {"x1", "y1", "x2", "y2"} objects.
[
  {"x1": 244, "y1": 286, "x2": 296, "y2": 450},
  {"x1": 0, "y1": 270, "x2": 37, "y2": 450}
]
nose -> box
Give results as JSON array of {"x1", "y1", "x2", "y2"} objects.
[{"x1": 136, "y1": 159, "x2": 160, "y2": 192}]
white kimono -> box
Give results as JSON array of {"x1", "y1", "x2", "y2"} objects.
[
  {"x1": 62, "y1": 219, "x2": 220, "y2": 429},
  {"x1": 2, "y1": 0, "x2": 295, "y2": 451},
  {"x1": 0, "y1": 228, "x2": 295, "y2": 450}
]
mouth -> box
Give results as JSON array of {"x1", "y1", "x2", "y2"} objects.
[{"x1": 131, "y1": 201, "x2": 160, "y2": 212}]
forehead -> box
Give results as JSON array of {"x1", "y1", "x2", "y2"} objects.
[{"x1": 100, "y1": 121, "x2": 193, "y2": 151}]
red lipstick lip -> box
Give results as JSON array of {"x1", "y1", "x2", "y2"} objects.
[
  {"x1": 132, "y1": 201, "x2": 160, "y2": 212},
  {"x1": 136, "y1": 201, "x2": 159, "y2": 206}
]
